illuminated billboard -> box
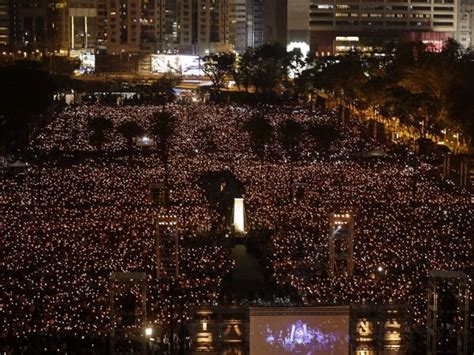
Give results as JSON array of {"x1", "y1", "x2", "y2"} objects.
[
  {"x1": 151, "y1": 55, "x2": 204, "y2": 76},
  {"x1": 250, "y1": 307, "x2": 349, "y2": 355}
]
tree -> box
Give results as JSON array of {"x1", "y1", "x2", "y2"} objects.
[
  {"x1": 232, "y1": 50, "x2": 253, "y2": 92},
  {"x1": 383, "y1": 87, "x2": 438, "y2": 138},
  {"x1": 117, "y1": 121, "x2": 144, "y2": 156},
  {"x1": 0, "y1": 61, "x2": 56, "y2": 153},
  {"x1": 149, "y1": 73, "x2": 182, "y2": 105},
  {"x1": 244, "y1": 113, "x2": 273, "y2": 160},
  {"x1": 151, "y1": 111, "x2": 177, "y2": 203},
  {"x1": 201, "y1": 52, "x2": 235, "y2": 94},
  {"x1": 248, "y1": 43, "x2": 291, "y2": 93},
  {"x1": 394, "y1": 40, "x2": 466, "y2": 133},
  {"x1": 448, "y1": 60, "x2": 474, "y2": 149},
  {"x1": 88, "y1": 116, "x2": 113, "y2": 151},
  {"x1": 314, "y1": 54, "x2": 367, "y2": 103}
]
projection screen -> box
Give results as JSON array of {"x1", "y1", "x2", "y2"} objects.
[{"x1": 250, "y1": 306, "x2": 350, "y2": 355}]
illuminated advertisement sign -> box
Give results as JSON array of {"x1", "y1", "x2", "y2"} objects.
[
  {"x1": 356, "y1": 319, "x2": 374, "y2": 345},
  {"x1": 189, "y1": 306, "x2": 248, "y2": 352},
  {"x1": 383, "y1": 319, "x2": 402, "y2": 350}
]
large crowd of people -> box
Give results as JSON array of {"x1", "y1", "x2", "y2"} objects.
[{"x1": 1, "y1": 103, "x2": 472, "y2": 345}]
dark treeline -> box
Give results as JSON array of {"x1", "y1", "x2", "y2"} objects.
[
  {"x1": 0, "y1": 61, "x2": 181, "y2": 154},
  {"x1": 202, "y1": 40, "x2": 474, "y2": 149}
]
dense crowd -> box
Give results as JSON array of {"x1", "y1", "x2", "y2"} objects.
[{"x1": 1, "y1": 103, "x2": 472, "y2": 343}]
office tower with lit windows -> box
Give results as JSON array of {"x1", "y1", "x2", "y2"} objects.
[
  {"x1": 161, "y1": 0, "x2": 178, "y2": 51},
  {"x1": 97, "y1": 0, "x2": 162, "y2": 54},
  {"x1": 262, "y1": 0, "x2": 287, "y2": 45},
  {"x1": 103, "y1": 0, "x2": 141, "y2": 53},
  {"x1": 228, "y1": 0, "x2": 264, "y2": 52},
  {"x1": 67, "y1": 0, "x2": 98, "y2": 51},
  {"x1": 177, "y1": 0, "x2": 230, "y2": 54},
  {"x1": 288, "y1": 0, "x2": 459, "y2": 55},
  {"x1": 229, "y1": 0, "x2": 247, "y2": 51},
  {"x1": 17, "y1": 0, "x2": 48, "y2": 50},
  {"x1": 247, "y1": 0, "x2": 263, "y2": 48},
  {"x1": 0, "y1": 0, "x2": 9, "y2": 45},
  {"x1": 140, "y1": 0, "x2": 166, "y2": 53}
]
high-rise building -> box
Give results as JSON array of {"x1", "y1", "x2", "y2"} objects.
[
  {"x1": 96, "y1": 0, "x2": 230, "y2": 55},
  {"x1": 287, "y1": 0, "x2": 459, "y2": 55},
  {"x1": 228, "y1": 0, "x2": 264, "y2": 52},
  {"x1": 262, "y1": 0, "x2": 287, "y2": 45},
  {"x1": 229, "y1": 0, "x2": 247, "y2": 51},
  {"x1": 140, "y1": 0, "x2": 164, "y2": 53},
  {"x1": 177, "y1": 0, "x2": 231, "y2": 54},
  {"x1": 17, "y1": 0, "x2": 48, "y2": 50},
  {"x1": 97, "y1": 0, "x2": 162, "y2": 54},
  {"x1": 68, "y1": 0, "x2": 98, "y2": 51},
  {"x1": 4, "y1": 0, "x2": 269, "y2": 55},
  {"x1": 0, "y1": 0, "x2": 9, "y2": 45},
  {"x1": 246, "y1": 0, "x2": 264, "y2": 48},
  {"x1": 5, "y1": 0, "x2": 66, "y2": 52},
  {"x1": 457, "y1": 0, "x2": 474, "y2": 48},
  {"x1": 161, "y1": 0, "x2": 178, "y2": 51},
  {"x1": 105, "y1": 0, "x2": 141, "y2": 53}
]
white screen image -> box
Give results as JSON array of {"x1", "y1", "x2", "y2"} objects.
[
  {"x1": 151, "y1": 55, "x2": 204, "y2": 76},
  {"x1": 250, "y1": 309, "x2": 349, "y2": 355}
]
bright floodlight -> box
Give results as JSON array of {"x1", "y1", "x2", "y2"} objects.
[
  {"x1": 233, "y1": 198, "x2": 245, "y2": 234},
  {"x1": 145, "y1": 327, "x2": 153, "y2": 337},
  {"x1": 287, "y1": 41, "x2": 310, "y2": 58}
]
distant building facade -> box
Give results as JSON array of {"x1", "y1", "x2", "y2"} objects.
[
  {"x1": 287, "y1": 0, "x2": 459, "y2": 55},
  {"x1": 457, "y1": 0, "x2": 474, "y2": 48},
  {"x1": 0, "y1": 0, "x2": 9, "y2": 45},
  {"x1": 1, "y1": 0, "x2": 273, "y2": 55},
  {"x1": 176, "y1": 0, "x2": 231, "y2": 54},
  {"x1": 228, "y1": 0, "x2": 264, "y2": 52}
]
